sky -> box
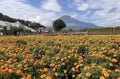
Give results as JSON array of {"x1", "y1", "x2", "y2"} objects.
[{"x1": 0, "y1": 0, "x2": 120, "y2": 27}]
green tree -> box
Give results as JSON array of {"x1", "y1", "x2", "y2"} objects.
[
  {"x1": 9, "y1": 26, "x2": 26, "y2": 36},
  {"x1": 60, "y1": 29, "x2": 67, "y2": 33},
  {"x1": 3, "y1": 26, "x2": 7, "y2": 35},
  {"x1": 24, "y1": 29, "x2": 32, "y2": 35},
  {"x1": 68, "y1": 28, "x2": 73, "y2": 32},
  {"x1": 17, "y1": 27, "x2": 24, "y2": 35},
  {"x1": 10, "y1": 26, "x2": 18, "y2": 36},
  {"x1": 53, "y1": 19, "x2": 66, "y2": 32}
]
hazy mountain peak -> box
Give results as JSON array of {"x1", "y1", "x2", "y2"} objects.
[
  {"x1": 60, "y1": 15, "x2": 72, "y2": 18},
  {"x1": 60, "y1": 15, "x2": 99, "y2": 29}
]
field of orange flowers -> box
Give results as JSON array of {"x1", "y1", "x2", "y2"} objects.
[{"x1": 0, "y1": 35, "x2": 120, "y2": 79}]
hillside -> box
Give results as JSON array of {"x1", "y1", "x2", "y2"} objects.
[{"x1": 0, "y1": 13, "x2": 45, "y2": 29}]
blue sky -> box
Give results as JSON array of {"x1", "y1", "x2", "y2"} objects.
[{"x1": 0, "y1": 0, "x2": 120, "y2": 27}]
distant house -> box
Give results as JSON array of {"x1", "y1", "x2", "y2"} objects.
[{"x1": 37, "y1": 27, "x2": 52, "y2": 33}]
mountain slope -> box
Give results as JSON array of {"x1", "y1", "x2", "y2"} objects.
[{"x1": 60, "y1": 15, "x2": 99, "y2": 29}]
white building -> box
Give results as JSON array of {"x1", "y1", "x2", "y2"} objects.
[
  {"x1": 0, "y1": 20, "x2": 37, "y2": 32},
  {"x1": 37, "y1": 27, "x2": 49, "y2": 33}
]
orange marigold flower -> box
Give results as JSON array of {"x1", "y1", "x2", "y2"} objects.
[
  {"x1": 72, "y1": 67, "x2": 75, "y2": 72},
  {"x1": 18, "y1": 64, "x2": 22, "y2": 68},
  {"x1": 91, "y1": 63, "x2": 96, "y2": 66},
  {"x1": 115, "y1": 69, "x2": 120, "y2": 73},
  {"x1": 100, "y1": 76, "x2": 105, "y2": 79},
  {"x1": 103, "y1": 72, "x2": 109, "y2": 78},
  {"x1": 64, "y1": 70, "x2": 67, "y2": 74},
  {"x1": 86, "y1": 72, "x2": 91, "y2": 77},
  {"x1": 21, "y1": 77, "x2": 26, "y2": 79},
  {"x1": 72, "y1": 74, "x2": 75, "y2": 78},
  {"x1": 111, "y1": 58, "x2": 118, "y2": 63},
  {"x1": 43, "y1": 68, "x2": 48, "y2": 73},
  {"x1": 74, "y1": 62, "x2": 77, "y2": 66},
  {"x1": 62, "y1": 63, "x2": 65, "y2": 66},
  {"x1": 16, "y1": 70, "x2": 23, "y2": 75},
  {"x1": 71, "y1": 48, "x2": 75, "y2": 53},
  {"x1": 55, "y1": 72, "x2": 59, "y2": 77},
  {"x1": 78, "y1": 74, "x2": 82, "y2": 77},
  {"x1": 8, "y1": 69, "x2": 14, "y2": 74},
  {"x1": 84, "y1": 66, "x2": 90, "y2": 70},
  {"x1": 68, "y1": 55, "x2": 71, "y2": 59},
  {"x1": 1, "y1": 59, "x2": 4, "y2": 63},
  {"x1": 40, "y1": 74, "x2": 46, "y2": 78},
  {"x1": 53, "y1": 68, "x2": 56, "y2": 71},
  {"x1": 109, "y1": 63, "x2": 113, "y2": 67},
  {"x1": 118, "y1": 77, "x2": 120, "y2": 79},
  {"x1": 79, "y1": 64, "x2": 83, "y2": 67},
  {"x1": 46, "y1": 76, "x2": 52, "y2": 79},
  {"x1": 27, "y1": 74, "x2": 32, "y2": 78},
  {"x1": 39, "y1": 61, "x2": 43, "y2": 65},
  {"x1": 50, "y1": 64, "x2": 55, "y2": 67}
]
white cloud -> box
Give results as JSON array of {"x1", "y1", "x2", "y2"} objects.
[
  {"x1": 70, "y1": 0, "x2": 120, "y2": 26},
  {"x1": 70, "y1": 0, "x2": 89, "y2": 11},
  {"x1": 77, "y1": 3, "x2": 89, "y2": 11},
  {"x1": 91, "y1": 0, "x2": 120, "y2": 26},
  {"x1": 70, "y1": 13, "x2": 78, "y2": 19},
  {"x1": 41, "y1": 0, "x2": 62, "y2": 12},
  {"x1": 0, "y1": 0, "x2": 62, "y2": 27}
]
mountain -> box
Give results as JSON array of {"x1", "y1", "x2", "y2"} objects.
[{"x1": 60, "y1": 15, "x2": 99, "y2": 29}]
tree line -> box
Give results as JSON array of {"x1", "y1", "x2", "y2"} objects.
[{"x1": 0, "y1": 13, "x2": 46, "y2": 29}]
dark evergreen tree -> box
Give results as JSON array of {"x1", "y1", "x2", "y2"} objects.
[{"x1": 53, "y1": 19, "x2": 66, "y2": 32}]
